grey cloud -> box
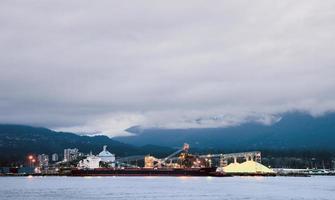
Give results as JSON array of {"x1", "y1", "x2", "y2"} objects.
[{"x1": 0, "y1": 1, "x2": 335, "y2": 136}]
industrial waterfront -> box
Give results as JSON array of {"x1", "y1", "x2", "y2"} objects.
[
  {"x1": 2, "y1": 143, "x2": 335, "y2": 177},
  {"x1": 1, "y1": 176, "x2": 335, "y2": 200}
]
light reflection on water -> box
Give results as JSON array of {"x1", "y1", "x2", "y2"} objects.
[{"x1": 1, "y1": 176, "x2": 334, "y2": 200}]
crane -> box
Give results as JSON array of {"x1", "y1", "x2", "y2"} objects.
[{"x1": 154, "y1": 143, "x2": 189, "y2": 167}]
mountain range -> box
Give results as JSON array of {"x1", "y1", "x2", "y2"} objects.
[
  {"x1": 0, "y1": 125, "x2": 172, "y2": 166},
  {"x1": 115, "y1": 112, "x2": 335, "y2": 151},
  {"x1": 1, "y1": 112, "x2": 335, "y2": 166}
]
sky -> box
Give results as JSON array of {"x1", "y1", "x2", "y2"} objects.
[{"x1": 0, "y1": 0, "x2": 335, "y2": 136}]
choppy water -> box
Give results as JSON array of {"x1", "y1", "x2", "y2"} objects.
[{"x1": 1, "y1": 176, "x2": 334, "y2": 200}]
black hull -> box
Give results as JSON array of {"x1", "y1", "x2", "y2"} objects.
[{"x1": 70, "y1": 167, "x2": 228, "y2": 177}]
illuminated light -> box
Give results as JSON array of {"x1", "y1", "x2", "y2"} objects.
[
  {"x1": 28, "y1": 155, "x2": 33, "y2": 160},
  {"x1": 32, "y1": 159, "x2": 36, "y2": 163}
]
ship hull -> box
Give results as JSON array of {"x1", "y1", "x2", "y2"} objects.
[{"x1": 70, "y1": 167, "x2": 228, "y2": 177}]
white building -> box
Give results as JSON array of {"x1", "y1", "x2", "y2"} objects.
[
  {"x1": 77, "y1": 145, "x2": 116, "y2": 169},
  {"x1": 98, "y1": 145, "x2": 116, "y2": 167},
  {"x1": 38, "y1": 154, "x2": 49, "y2": 169},
  {"x1": 78, "y1": 155, "x2": 101, "y2": 169},
  {"x1": 52, "y1": 153, "x2": 59, "y2": 162},
  {"x1": 64, "y1": 148, "x2": 79, "y2": 162}
]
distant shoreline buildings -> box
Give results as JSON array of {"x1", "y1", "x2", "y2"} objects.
[
  {"x1": 52, "y1": 153, "x2": 59, "y2": 162},
  {"x1": 37, "y1": 154, "x2": 49, "y2": 169},
  {"x1": 63, "y1": 148, "x2": 79, "y2": 162}
]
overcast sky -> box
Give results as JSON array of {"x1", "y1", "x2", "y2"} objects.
[{"x1": 0, "y1": 1, "x2": 335, "y2": 136}]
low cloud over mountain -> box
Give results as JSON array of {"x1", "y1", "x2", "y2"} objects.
[{"x1": 115, "y1": 112, "x2": 335, "y2": 150}]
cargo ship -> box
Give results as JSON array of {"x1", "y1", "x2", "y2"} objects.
[
  {"x1": 70, "y1": 144, "x2": 274, "y2": 177},
  {"x1": 71, "y1": 144, "x2": 230, "y2": 176},
  {"x1": 70, "y1": 167, "x2": 229, "y2": 177}
]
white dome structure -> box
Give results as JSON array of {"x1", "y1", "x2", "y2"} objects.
[{"x1": 98, "y1": 145, "x2": 116, "y2": 164}]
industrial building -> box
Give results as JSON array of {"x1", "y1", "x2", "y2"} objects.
[
  {"x1": 98, "y1": 145, "x2": 115, "y2": 165},
  {"x1": 78, "y1": 145, "x2": 115, "y2": 169}
]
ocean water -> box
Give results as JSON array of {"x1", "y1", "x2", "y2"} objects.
[{"x1": 0, "y1": 176, "x2": 334, "y2": 200}]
